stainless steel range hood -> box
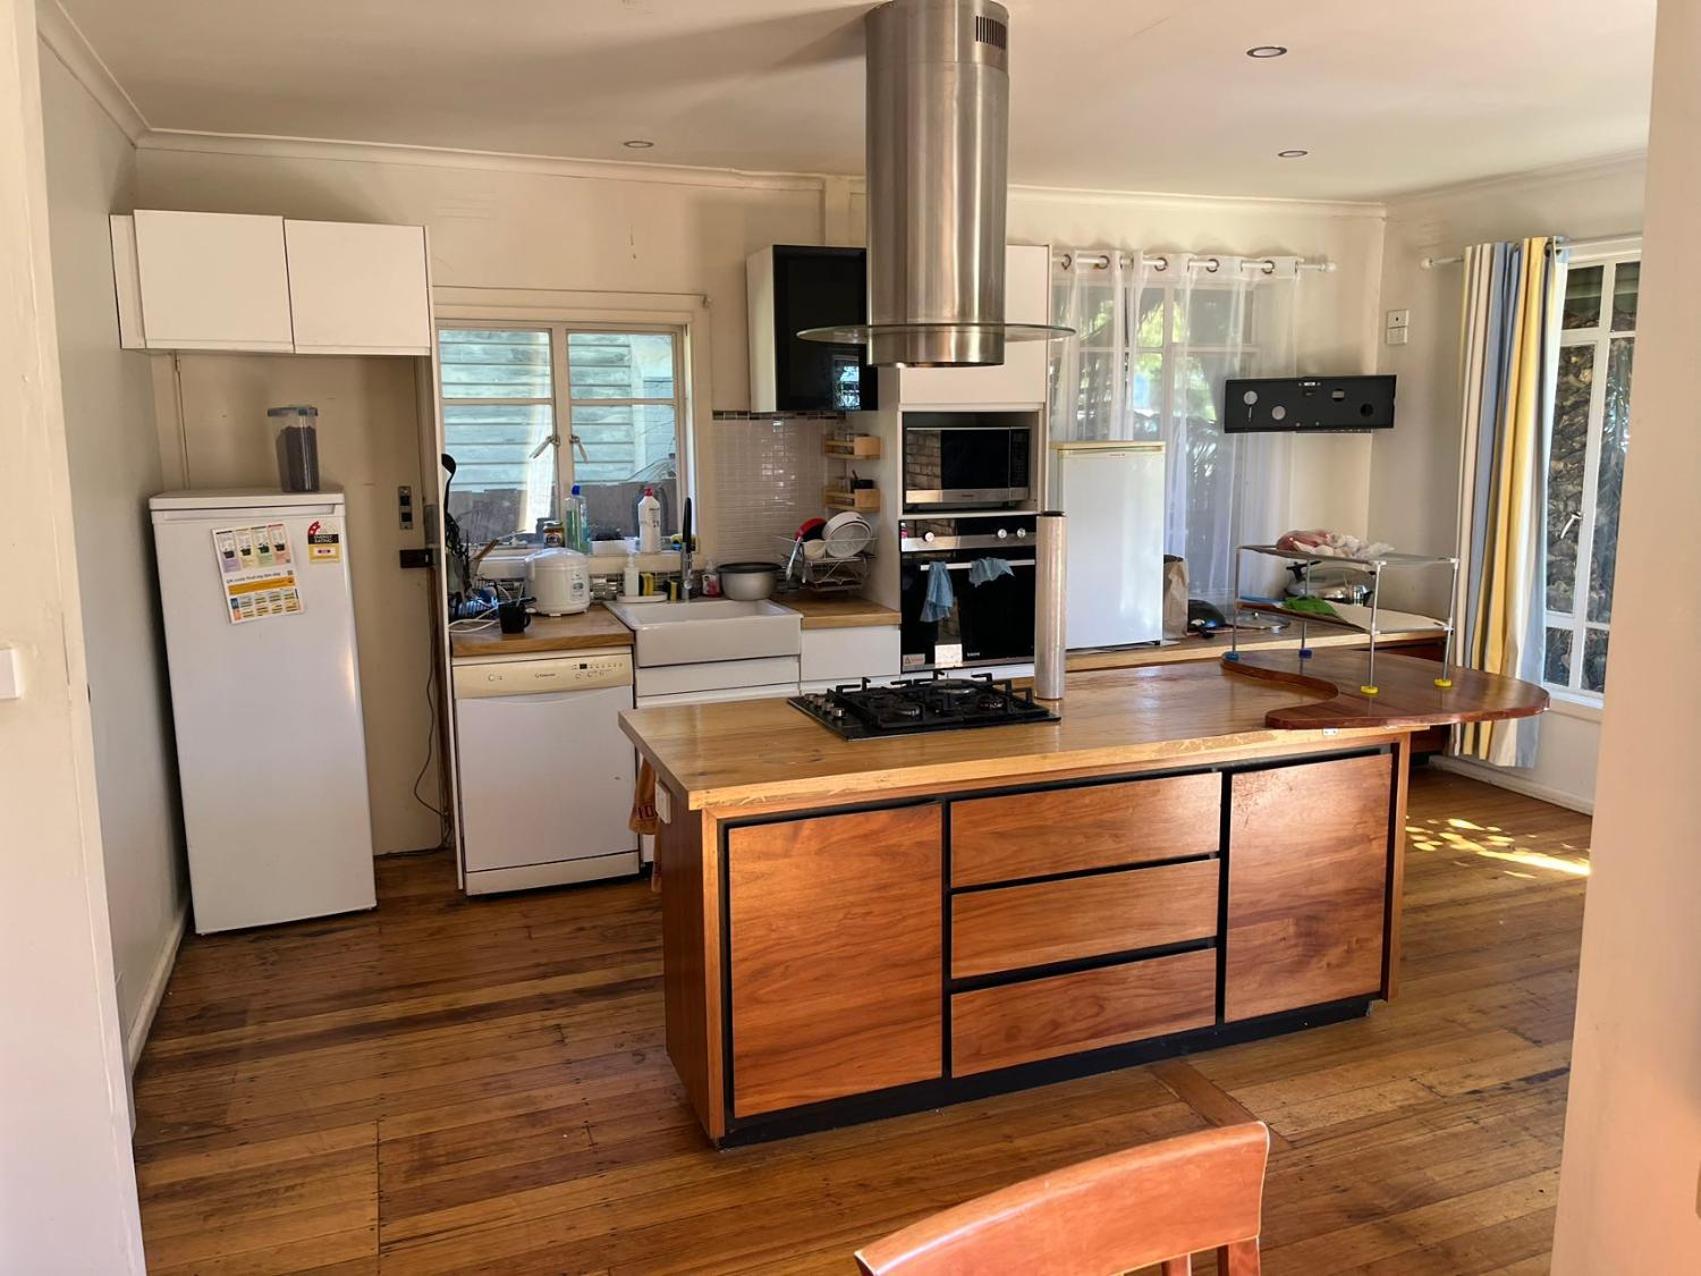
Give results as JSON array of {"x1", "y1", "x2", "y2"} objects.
[{"x1": 798, "y1": 0, "x2": 1071, "y2": 367}]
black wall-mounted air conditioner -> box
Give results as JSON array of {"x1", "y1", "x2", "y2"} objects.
[
  {"x1": 1222, "y1": 375, "x2": 1396, "y2": 433},
  {"x1": 747, "y1": 245, "x2": 877, "y2": 413}
]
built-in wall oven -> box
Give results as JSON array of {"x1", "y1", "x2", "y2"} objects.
[
  {"x1": 903, "y1": 411, "x2": 1037, "y2": 511},
  {"x1": 899, "y1": 515, "x2": 1037, "y2": 671}
]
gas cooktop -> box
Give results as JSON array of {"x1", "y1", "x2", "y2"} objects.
[{"x1": 789, "y1": 672, "x2": 1059, "y2": 740}]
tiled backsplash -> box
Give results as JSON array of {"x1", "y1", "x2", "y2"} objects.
[{"x1": 702, "y1": 416, "x2": 832, "y2": 563}]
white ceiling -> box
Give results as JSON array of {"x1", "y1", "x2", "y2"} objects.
[{"x1": 59, "y1": 0, "x2": 1655, "y2": 200}]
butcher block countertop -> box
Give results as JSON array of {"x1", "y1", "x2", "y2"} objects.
[
  {"x1": 776, "y1": 594, "x2": 899, "y2": 629},
  {"x1": 449, "y1": 605, "x2": 632, "y2": 659},
  {"x1": 1066, "y1": 627, "x2": 1437, "y2": 672},
  {"x1": 621, "y1": 654, "x2": 1546, "y2": 812},
  {"x1": 621, "y1": 663, "x2": 1378, "y2": 812}
]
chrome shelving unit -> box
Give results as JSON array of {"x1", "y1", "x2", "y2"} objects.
[{"x1": 1226, "y1": 544, "x2": 1460, "y2": 696}]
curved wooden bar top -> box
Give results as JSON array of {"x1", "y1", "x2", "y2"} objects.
[{"x1": 1221, "y1": 649, "x2": 1549, "y2": 730}]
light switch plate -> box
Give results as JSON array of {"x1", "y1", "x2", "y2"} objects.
[
  {"x1": 1385, "y1": 327, "x2": 1409, "y2": 346},
  {"x1": 1386, "y1": 308, "x2": 1410, "y2": 329},
  {"x1": 0, "y1": 647, "x2": 21, "y2": 701}
]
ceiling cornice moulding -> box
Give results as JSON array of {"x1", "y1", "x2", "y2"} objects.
[
  {"x1": 1386, "y1": 150, "x2": 1649, "y2": 207},
  {"x1": 137, "y1": 130, "x2": 846, "y2": 194},
  {"x1": 35, "y1": 0, "x2": 148, "y2": 142}
]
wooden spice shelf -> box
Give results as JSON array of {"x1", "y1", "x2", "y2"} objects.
[{"x1": 823, "y1": 487, "x2": 881, "y2": 512}]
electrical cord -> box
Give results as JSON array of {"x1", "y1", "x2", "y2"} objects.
[{"x1": 410, "y1": 642, "x2": 450, "y2": 846}]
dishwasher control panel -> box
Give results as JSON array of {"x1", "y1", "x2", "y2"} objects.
[{"x1": 452, "y1": 650, "x2": 633, "y2": 699}]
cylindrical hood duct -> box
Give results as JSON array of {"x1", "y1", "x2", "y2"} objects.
[{"x1": 866, "y1": 0, "x2": 1008, "y2": 367}]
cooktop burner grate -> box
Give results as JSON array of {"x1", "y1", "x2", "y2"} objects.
[{"x1": 789, "y1": 672, "x2": 1059, "y2": 740}]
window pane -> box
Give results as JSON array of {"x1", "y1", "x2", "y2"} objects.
[
  {"x1": 1611, "y1": 261, "x2": 1639, "y2": 331},
  {"x1": 567, "y1": 331, "x2": 675, "y2": 400},
  {"x1": 1588, "y1": 337, "x2": 1633, "y2": 623},
  {"x1": 1546, "y1": 344, "x2": 1593, "y2": 613},
  {"x1": 1544, "y1": 627, "x2": 1573, "y2": 686},
  {"x1": 571, "y1": 404, "x2": 678, "y2": 539},
  {"x1": 1562, "y1": 265, "x2": 1603, "y2": 330},
  {"x1": 1132, "y1": 351, "x2": 1164, "y2": 420},
  {"x1": 1134, "y1": 287, "x2": 1166, "y2": 348},
  {"x1": 1072, "y1": 350, "x2": 1119, "y2": 439},
  {"x1": 441, "y1": 403, "x2": 556, "y2": 543},
  {"x1": 1177, "y1": 286, "x2": 1246, "y2": 347},
  {"x1": 1583, "y1": 629, "x2": 1610, "y2": 694},
  {"x1": 439, "y1": 329, "x2": 551, "y2": 400}
]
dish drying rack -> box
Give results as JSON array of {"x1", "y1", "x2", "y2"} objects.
[
  {"x1": 1226, "y1": 543, "x2": 1460, "y2": 696},
  {"x1": 773, "y1": 536, "x2": 872, "y2": 593}
]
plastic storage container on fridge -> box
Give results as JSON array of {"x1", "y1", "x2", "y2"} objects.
[{"x1": 269, "y1": 404, "x2": 321, "y2": 492}]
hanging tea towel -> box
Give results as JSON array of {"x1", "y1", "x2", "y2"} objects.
[
  {"x1": 967, "y1": 556, "x2": 1014, "y2": 586},
  {"x1": 920, "y1": 560, "x2": 955, "y2": 622}
]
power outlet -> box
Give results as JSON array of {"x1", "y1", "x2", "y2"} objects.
[{"x1": 397, "y1": 485, "x2": 414, "y2": 531}]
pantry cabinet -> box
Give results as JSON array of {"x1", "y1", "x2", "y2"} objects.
[{"x1": 112, "y1": 211, "x2": 432, "y2": 357}]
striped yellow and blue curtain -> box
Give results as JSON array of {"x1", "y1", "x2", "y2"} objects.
[{"x1": 1454, "y1": 238, "x2": 1564, "y2": 765}]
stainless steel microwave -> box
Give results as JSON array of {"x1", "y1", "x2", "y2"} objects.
[{"x1": 902, "y1": 411, "x2": 1037, "y2": 511}]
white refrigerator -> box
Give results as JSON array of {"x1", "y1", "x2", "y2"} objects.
[
  {"x1": 150, "y1": 489, "x2": 376, "y2": 933},
  {"x1": 1051, "y1": 442, "x2": 1166, "y2": 649}
]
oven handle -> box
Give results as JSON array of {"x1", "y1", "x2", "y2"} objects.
[{"x1": 931, "y1": 559, "x2": 1037, "y2": 571}]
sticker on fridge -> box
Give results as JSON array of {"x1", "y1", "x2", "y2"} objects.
[
  {"x1": 306, "y1": 520, "x2": 342, "y2": 563},
  {"x1": 212, "y1": 524, "x2": 303, "y2": 625}
]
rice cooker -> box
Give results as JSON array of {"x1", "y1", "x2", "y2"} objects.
[{"x1": 528, "y1": 548, "x2": 591, "y2": 616}]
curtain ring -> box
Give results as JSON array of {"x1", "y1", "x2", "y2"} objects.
[
  {"x1": 1151, "y1": 256, "x2": 1168, "y2": 272},
  {"x1": 1203, "y1": 257, "x2": 1220, "y2": 274},
  {"x1": 1060, "y1": 252, "x2": 1073, "y2": 271},
  {"x1": 1092, "y1": 255, "x2": 1109, "y2": 271},
  {"x1": 1261, "y1": 258, "x2": 1277, "y2": 275}
]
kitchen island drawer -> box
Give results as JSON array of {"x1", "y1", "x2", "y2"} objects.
[
  {"x1": 951, "y1": 948, "x2": 1217, "y2": 1076},
  {"x1": 950, "y1": 771, "x2": 1221, "y2": 887},
  {"x1": 951, "y1": 859, "x2": 1218, "y2": 979}
]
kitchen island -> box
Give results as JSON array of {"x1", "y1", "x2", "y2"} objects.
[{"x1": 620, "y1": 653, "x2": 1545, "y2": 1145}]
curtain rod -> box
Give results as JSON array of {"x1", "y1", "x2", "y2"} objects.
[
  {"x1": 1053, "y1": 250, "x2": 1336, "y2": 275},
  {"x1": 1419, "y1": 231, "x2": 1640, "y2": 269}
]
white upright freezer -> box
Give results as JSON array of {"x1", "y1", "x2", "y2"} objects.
[
  {"x1": 1051, "y1": 442, "x2": 1166, "y2": 649},
  {"x1": 150, "y1": 489, "x2": 376, "y2": 932}
]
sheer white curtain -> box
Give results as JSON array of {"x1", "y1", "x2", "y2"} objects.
[
  {"x1": 1051, "y1": 251, "x2": 1302, "y2": 602},
  {"x1": 1168, "y1": 255, "x2": 1301, "y2": 602}
]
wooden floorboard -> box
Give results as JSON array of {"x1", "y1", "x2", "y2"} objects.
[{"x1": 132, "y1": 769, "x2": 1587, "y2": 1273}]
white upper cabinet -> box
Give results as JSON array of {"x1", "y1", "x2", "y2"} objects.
[
  {"x1": 132, "y1": 211, "x2": 294, "y2": 352},
  {"x1": 113, "y1": 211, "x2": 432, "y2": 356},
  {"x1": 889, "y1": 244, "x2": 1052, "y2": 407},
  {"x1": 285, "y1": 220, "x2": 432, "y2": 356}
]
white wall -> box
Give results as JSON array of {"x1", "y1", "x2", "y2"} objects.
[
  {"x1": 38, "y1": 40, "x2": 186, "y2": 1063},
  {"x1": 1552, "y1": 0, "x2": 1701, "y2": 1263},
  {"x1": 1372, "y1": 155, "x2": 1646, "y2": 811},
  {"x1": 0, "y1": 0, "x2": 145, "y2": 1266}
]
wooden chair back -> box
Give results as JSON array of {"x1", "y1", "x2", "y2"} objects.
[{"x1": 854, "y1": 1121, "x2": 1270, "y2": 1276}]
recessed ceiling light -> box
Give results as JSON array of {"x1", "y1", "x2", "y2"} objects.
[
  {"x1": 1246, "y1": 46, "x2": 1288, "y2": 58},
  {"x1": 1277, "y1": 149, "x2": 1309, "y2": 159},
  {"x1": 623, "y1": 139, "x2": 655, "y2": 149}
]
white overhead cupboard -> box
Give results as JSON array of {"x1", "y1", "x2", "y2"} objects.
[
  {"x1": 880, "y1": 243, "x2": 1051, "y2": 408},
  {"x1": 110, "y1": 211, "x2": 432, "y2": 356}
]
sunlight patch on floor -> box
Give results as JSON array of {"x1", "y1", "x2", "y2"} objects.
[{"x1": 1404, "y1": 815, "x2": 1592, "y2": 877}]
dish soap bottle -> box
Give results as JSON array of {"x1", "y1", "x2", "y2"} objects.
[
  {"x1": 637, "y1": 486, "x2": 663, "y2": 553},
  {"x1": 622, "y1": 550, "x2": 641, "y2": 599},
  {"x1": 564, "y1": 483, "x2": 590, "y2": 554}
]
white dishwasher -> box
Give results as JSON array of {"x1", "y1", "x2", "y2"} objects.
[{"x1": 452, "y1": 649, "x2": 638, "y2": 895}]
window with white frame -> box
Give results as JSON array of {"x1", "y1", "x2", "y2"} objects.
[
  {"x1": 1543, "y1": 251, "x2": 1637, "y2": 699},
  {"x1": 437, "y1": 325, "x2": 686, "y2": 546}
]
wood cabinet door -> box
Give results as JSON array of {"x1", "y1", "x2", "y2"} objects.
[
  {"x1": 1224, "y1": 753, "x2": 1393, "y2": 1021},
  {"x1": 728, "y1": 804, "x2": 943, "y2": 1117},
  {"x1": 133, "y1": 211, "x2": 294, "y2": 352},
  {"x1": 284, "y1": 220, "x2": 432, "y2": 355}
]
